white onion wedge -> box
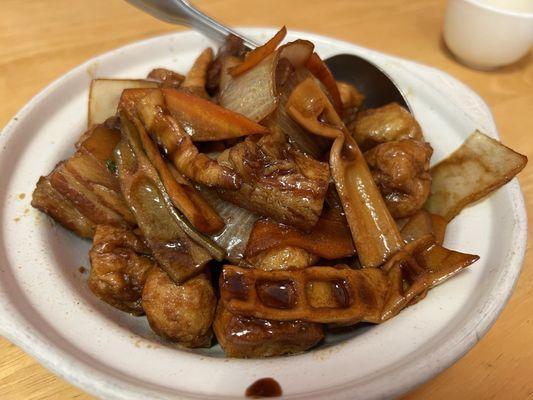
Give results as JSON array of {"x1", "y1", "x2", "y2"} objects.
[
  {"x1": 88, "y1": 79, "x2": 158, "y2": 126},
  {"x1": 219, "y1": 52, "x2": 279, "y2": 122},
  {"x1": 425, "y1": 130, "x2": 527, "y2": 221}
]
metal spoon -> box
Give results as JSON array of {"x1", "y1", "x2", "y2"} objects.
[
  {"x1": 125, "y1": 0, "x2": 411, "y2": 111},
  {"x1": 125, "y1": 0, "x2": 260, "y2": 49},
  {"x1": 325, "y1": 54, "x2": 410, "y2": 111}
]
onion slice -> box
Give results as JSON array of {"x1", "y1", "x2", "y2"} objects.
[
  {"x1": 219, "y1": 51, "x2": 279, "y2": 122},
  {"x1": 425, "y1": 131, "x2": 527, "y2": 221},
  {"x1": 219, "y1": 56, "x2": 241, "y2": 95},
  {"x1": 263, "y1": 67, "x2": 330, "y2": 158},
  {"x1": 278, "y1": 39, "x2": 314, "y2": 68},
  {"x1": 88, "y1": 79, "x2": 158, "y2": 126},
  {"x1": 199, "y1": 188, "x2": 258, "y2": 266}
]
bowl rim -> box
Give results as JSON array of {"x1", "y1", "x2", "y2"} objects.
[{"x1": 462, "y1": 0, "x2": 533, "y2": 18}]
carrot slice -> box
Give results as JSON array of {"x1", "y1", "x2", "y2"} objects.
[
  {"x1": 163, "y1": 88, "x2": 269, "y2": 141},
  {"x1": 229, "y1": 26, "x2": 287, "y2": 77},
  {"x1": 245, "y1": 207, "x2": 355, "y2": 260}
]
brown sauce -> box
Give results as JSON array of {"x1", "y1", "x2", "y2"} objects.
[
  {"x1": 223, "y1": 272, "x2": 249, "y2": 300},
  {"x1": 245, "y1": 377, "x2": 282, "y2": 398},
  {"x1": 332, "y1": 279, "x2": 352, "y2": 308},
  {"x1": 256, "y1": 280, "x2": 296, "y2": 309}
]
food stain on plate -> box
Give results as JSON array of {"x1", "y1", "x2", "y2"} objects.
[{"x1": 245, "y1": 377, "x2": 282, "y2": 398}]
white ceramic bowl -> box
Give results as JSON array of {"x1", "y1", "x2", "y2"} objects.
[
  {"x1": 0, "y1": 29, "x2": 527, "y2": 400},
  {"x1": 444, "y1": 0, "x2": 533, "y2": 70}
]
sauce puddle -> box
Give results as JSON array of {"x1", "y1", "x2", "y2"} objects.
[{"x1": 245, "y1": 377, "x2": 282, "y2": 398}]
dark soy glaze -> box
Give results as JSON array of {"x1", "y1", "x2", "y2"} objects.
[{"x1": 245, "y1": 378, "x2": 282, "y2": 398}]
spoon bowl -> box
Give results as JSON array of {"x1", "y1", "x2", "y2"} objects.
[{"x1": 325, "y1": 53, "x2": 411, "y2": 111}]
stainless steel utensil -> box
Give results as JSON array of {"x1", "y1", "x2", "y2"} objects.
[
  {"x1": 325, "y1": 54, "x2": 411, "y2": 110},
  {"x1": 125, "y1": 0, "x2": 259, "y2": 49},
  {"x1": 125, "y1": 0, "x2": 411, "y2": 111}
]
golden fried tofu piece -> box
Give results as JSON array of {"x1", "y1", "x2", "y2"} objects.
[{"x1": 142, "y1": 268, "x2": 216, "y2": 348}]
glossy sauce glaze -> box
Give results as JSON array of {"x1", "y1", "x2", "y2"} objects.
[
  {"x1": 332, "y1": 279, "x2": 352, "y2": 308},
  {"x1": 256, "y1": 280, "x2": 296, "y2": 309},
  {"x1": 223, "y1": 270, "x2": 249, "y2": 300}
]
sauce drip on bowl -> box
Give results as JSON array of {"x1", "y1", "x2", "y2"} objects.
[{"x1": 245, "y1": 377, "x2": 282, "y2": 398}]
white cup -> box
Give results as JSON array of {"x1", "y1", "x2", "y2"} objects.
[{"x1": 443, "y1": 0, "x2": 533, "y2": 70}]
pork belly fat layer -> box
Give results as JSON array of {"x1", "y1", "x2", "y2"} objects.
[
  {"x1": 217, "y1": 134, "x2": 329, "y2": 231},
  {"x1": 31, "y1": 123, "x2": 134, "y2": 237}
]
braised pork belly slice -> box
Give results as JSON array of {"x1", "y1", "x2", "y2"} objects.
[
  {"x1": 48, "y1": 161, "x2": 130, "y2": 228},
  {"x1": 32, "y1": 176, "x2": 95, "y2": 238},
  {"x1": 217, "y1": 132, "x2": 330, "y2": 231},
  {"x1": 31, "y1": 122, "x2": 135, "y2": 237}
]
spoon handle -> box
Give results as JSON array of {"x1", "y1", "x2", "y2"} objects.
[{"x1": 125, "y1": 0, "x2": 259, "y2": 49}]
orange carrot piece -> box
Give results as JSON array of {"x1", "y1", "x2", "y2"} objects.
[{"x1": 229, "y1": 26, "x2": 287, "y2": 77}]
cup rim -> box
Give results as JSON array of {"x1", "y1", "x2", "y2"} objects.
[{"x1": 463, "y1": 0, "x2": 533, "y2": 18}]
